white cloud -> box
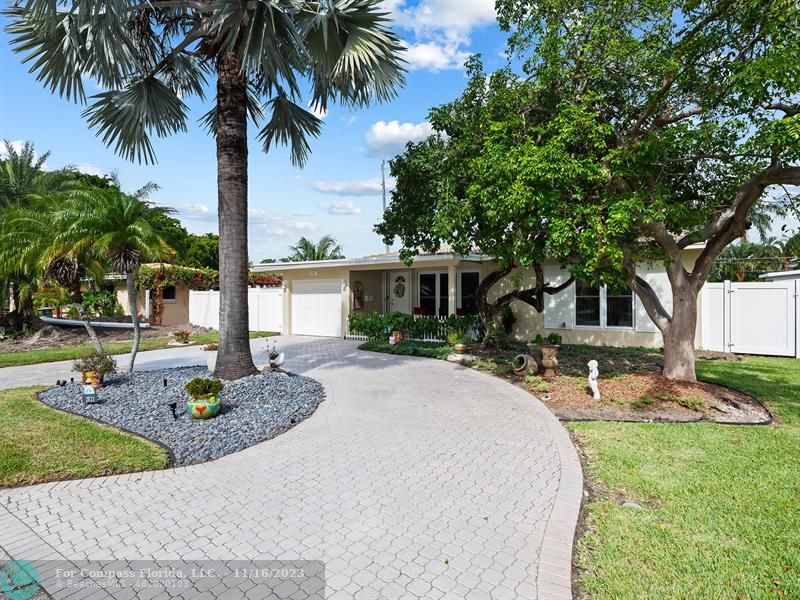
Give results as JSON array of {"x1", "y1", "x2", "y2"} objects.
[
  {"x1": 405, "y1": 41, "x2": 470, "y2": 71},
  {"x1": 320, "y1": 200, "x2": 364, "y2": 215},
  {"x1": 389, "y1": 0, "x2": 496, "y2": 72},
  {"x1": 72, "y1": 163, "x2": 107, "y2": 177},
  {"x1": 311, "y1": 177, "x2": 393, "y2": 196},
  {"x1": 365, "y1": 120, "x2": 434, "y2": 156}
]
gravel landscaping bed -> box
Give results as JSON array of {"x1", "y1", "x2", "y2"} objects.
[{"x1": 39, "y1": 367, "x2": 325, "y2": 466}]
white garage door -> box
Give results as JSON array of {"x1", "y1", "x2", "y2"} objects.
[{"x1": 291, "y1": 279, "x2": 343, "y2": 337}]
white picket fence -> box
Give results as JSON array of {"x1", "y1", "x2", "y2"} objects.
[
  {"x1": 189, "y1": 288, "x2": 283, "y2": 333},
  {"x1": 700, "y1": 280, "x2": 799, "y2": 357},
  {"x1": 345, "y1": 314, "x2": 450, "y2": 342}
]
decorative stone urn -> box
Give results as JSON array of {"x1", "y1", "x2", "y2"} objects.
[
  {"x1": 540, "y1": 345, "x2": 560, "y2": 378},
  {"x1": 512, "y1": 354, "x2": 538, "y2": 375},
  {"x1": 186, "y1": 396, "x2": 221, "y2": 419}
]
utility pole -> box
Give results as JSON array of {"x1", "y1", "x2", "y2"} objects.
[{"x1": 381, "y1": 159, "x2": 390, "y2": 253}]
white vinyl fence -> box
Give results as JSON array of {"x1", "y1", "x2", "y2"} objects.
[
  {"x1": 700, "y1": 280, "x2": 799, "y2": 357},
  {"x1": 190, "y1": 288, "x2": 283, "y2": 333}
]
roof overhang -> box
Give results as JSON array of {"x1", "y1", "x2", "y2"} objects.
[
  {"x1": 759, "y1": 270, "x2": 800, "y2": 281},
  {"x1": 251, "y1": 252, "x2": 490, "y2": 272}
]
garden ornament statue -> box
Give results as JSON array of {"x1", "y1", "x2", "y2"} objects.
[{"x1": 588, "y1": 360, "x2": 601, "y2": 400}]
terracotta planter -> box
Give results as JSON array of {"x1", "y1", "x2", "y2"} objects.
[
  {"x1": 392, "y1": 330, "x2": 405, "y2": 343},
  {"x1": 453, "y1": 342, "x2": 467, "y2": 354},
  {"x1": 512, "y1": 354, "x2": 538, "y2": 374},
  {"x1": 540, "y1": 344, "x2": 560, "y2": 378},
  {"x1": 205, "y1": 350, "x2": 217, "y2": 373},
  {"x1": 187, "y1": 395, "x2": 221, "y2": 419},
  {"x1": 81, "y1": 370, "x2": 104, "y2": 389}
]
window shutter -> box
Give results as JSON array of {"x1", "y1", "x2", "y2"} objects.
[
  {"x1": 634, "y1": 262, "x2": 673, "y2": 332},
  {"x1": 543, "y1": 264, "x2": 574, "y2": 329}
]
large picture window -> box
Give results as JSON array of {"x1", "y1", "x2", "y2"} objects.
[{"x1": 574, "y1": 280, "x2": 633, "y2": 328}]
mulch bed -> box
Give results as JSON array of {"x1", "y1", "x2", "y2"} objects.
[{"x1": 540, "y1": 372, "x2": 770, "y2": 424}]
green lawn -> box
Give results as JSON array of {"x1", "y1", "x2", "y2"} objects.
[
  {"x1": 0, "y1": 331, "x2": 277, "y2": 368},
  {"x1": 0, "y1": 387, "x2": 168, "y2": 486},
  {"x1": 572, "y1": 356, "x2": 800, "y2": 599}
]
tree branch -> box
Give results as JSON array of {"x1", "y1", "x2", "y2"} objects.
[
  {"x1": 653, "y1": 107, "x2": 703, "y2": 127},
  {"x1": 623, "y1": 260, "x2": 671, "y2": 333},
  {"x1": 690, "y1": 164, "x2": 800, "y2": 288},
  {"x1": 762, "y1": 102, "x2": 800, "y2": 117}
]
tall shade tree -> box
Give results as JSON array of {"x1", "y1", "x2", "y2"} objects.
[
  {"x1": 377, "y1": 62, "x2": 574, "y2": 344},
  {"x1": 6, "y1": 0, "x2": 405, "y2": 379},
  {"x1": 285, "y1": 235, "x2": 344, "y2": 261},
  {"x1": 464, "y1": 0, "x2": 798, "y2": 382},
  {"x1": 62, "y1": 186, "x2": 173, "y2": 372}
]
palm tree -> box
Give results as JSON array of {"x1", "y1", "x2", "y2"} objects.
[
  {"x1": 0, "y1": 195, "x2": 107, "y2": 349},
  {"x1": 286, "y1": 235, "x2": 345, "y2": 261},
  {"x1": 62, "y1": 186, "x2": 173, "y2": 372},
  {"x1": 6, "y1": 1, "x2": 405, "y2": 380}
]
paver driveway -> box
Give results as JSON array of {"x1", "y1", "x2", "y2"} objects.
[{"x1": 0, "y1": 337, "x2": 582, "y2": 600}]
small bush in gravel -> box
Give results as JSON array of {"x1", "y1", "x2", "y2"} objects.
[
  {"x1": 185, "y1": 378, "x2": 223, "y2": 399},
  {"x1": 173, "y1": 328, "x2": 193, "y2": 344},
  {"x1": 72, "y1": 352, "x2": 118, "y2": 377}
]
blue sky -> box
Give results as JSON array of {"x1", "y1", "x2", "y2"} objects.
[{"x1": 0, "y1": 0, "x2": 509, "y2": 262}]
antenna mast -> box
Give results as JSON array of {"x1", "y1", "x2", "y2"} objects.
[{"x1": 381, "y1": 159, "x2": 390, "y2": 253}]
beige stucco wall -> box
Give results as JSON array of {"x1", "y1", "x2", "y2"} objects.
[
  {"x1": 349, "y1": 270, "x2": 383, "y2": 314},
  {"x1": 115, "y1": 282, "x2": 190, "y2": 328}
]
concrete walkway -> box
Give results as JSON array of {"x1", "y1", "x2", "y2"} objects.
[{"x1": 0, "y1": 337, "x2": 582, "y2": 600}]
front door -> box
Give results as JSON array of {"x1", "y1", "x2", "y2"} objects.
[{"x1": 389, "y1": 270, "x2": 411, "y2": 313}]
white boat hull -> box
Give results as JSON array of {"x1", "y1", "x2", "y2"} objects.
[{"x1": 39, "y1": 316, "x2": 151, "y2": 329}]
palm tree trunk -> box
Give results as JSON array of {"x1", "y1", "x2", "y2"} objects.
[
  {"x1": 214, "y1": 52, "x2": 258, "y2": 380},
  {"x1": 68, "y1": 279, "x2": 105, "y2": 354},
  {"x1": 126, "y1": 272, "x2": 141, "y2": 373}
]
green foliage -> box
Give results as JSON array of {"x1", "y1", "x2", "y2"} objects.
[
  {"x1": 358, "y1": 339, "x2": 452, "y2": 360},
  {"x1": 347, "y1": 312, "x2": 389, "y2": 339},
  {"x1": 524, "y1": 373, "x2": 551, "y2": 394},
  {"x1": 81, "y1": 288, "x2": 122, "y2": 317},
  {"x1": 545, "y1": 333, "x2": 562, "y2": 346},
  {"x1": 709, "y1": 239, "x2": 796, "y2": 282},
  {"x1": 184, "y1": 233, "x2": 219, "y2": 270},
  {"x1": 284, "y1": 235, "x2": 344, "y2": 262},
  {"x1": 135, "y1": 264, "x2": 281, "y2": 291},
  {"x1": 32, "y1": 287, "x2": 70, "y2": 313},
  {"x1": 185, "y1": 378, "x2": 224, "y2": 399},
  {"x1": 72, "y1": 352, "x2": 117, "y2": 376}
]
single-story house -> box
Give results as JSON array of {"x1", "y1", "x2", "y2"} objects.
[{"x1": 251, "y1": 246, "x2": 707, "y2": 348}]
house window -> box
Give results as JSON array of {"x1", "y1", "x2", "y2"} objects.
[
  {"x1": 574, "y1": 280, "x2": 634, "y2": 328},
  {"x1": 418, "y1": 272, "x2": 449, "y2": 316},
  {"x1": 575, "y1": 280, "x2": 601, "y2": 326},
  {"x1": 162, "y1": 285, "x2": 177, "y2": 302},
  {"x1": 606, "y1": 285, "x2": 633, "y2": 327},
  {"x1": 459, "y1": 272, "x2": 480, "y2": 315}
]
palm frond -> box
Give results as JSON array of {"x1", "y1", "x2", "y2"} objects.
[
  {"x1": 257, "y1": 91, "x2": 322, "y2": 166},
  {"x1": 82, "y1": 76, "x2": 189, "y2": 163}
]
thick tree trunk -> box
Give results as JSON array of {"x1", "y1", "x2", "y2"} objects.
[
  {"x1": 126, "y1": 272, "x2": 141, "y2": 373},
  {"x1": 67, "y1": 279, "x2": 105, "y2": 353},
  {"x1": 661, "y1": 284, "x2": 698, "y2": 382},
  {"x1": 214, "y1": 52, "x2": 258, "y2": 380}
]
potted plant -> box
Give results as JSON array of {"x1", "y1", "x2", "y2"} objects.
[
  {"x1": 448, "y1": 332, "x2": 468, "y2": 354},
  {"x1": 202, "y1": 343, "x2": 218, "y2": 372},
  {"x1": 185, "y1": 378, "x2": 223, "y2": 419},
  {"x1": 72, "y1": 352, "x2": 118, "y2": 389},
  {"x1": 268, "y1": 341, "x2": 285, "y2": 369},
  {"x1": 540, "y1": 333, "x2": 562, "y2": 378}
]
